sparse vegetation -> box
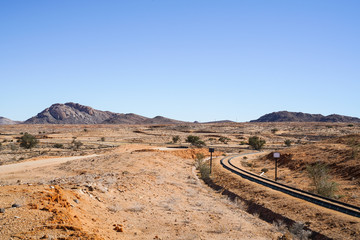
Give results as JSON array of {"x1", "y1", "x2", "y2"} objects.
[
  {"x1": 289, "y1": 221, "x2": 312, "y2": 240},
  {"x1": 261, "y1": 168, "x2": 268, "y2": 173},
  {"x1": 172, "y1": 135, "x2": 180, "y2": 143},
  {"x1": 194, "y1": 152, "x2": 210, "y2": 180},
  {"x1": 240, "y1": 141, "x2": 247, "y2": 145},
  {"x1": 186, "y1": 135, "x2": 206, "y2": 147},
  {"x1": 347, "y1": 137, "x2": 360, "y2": 159},
  {"x1": 271, "y1": 128, "x2": 279, "y2": 134},
  {"x1": 53, "y1": 143, "x2": 64, "y2": 149},
  {"x1": 248, "y1": 136, "x2": 266, "y2": 150},
  {"x1": 72, "y1": 138, "x2": 83, "y2": 150},
  {"x1": 100, "y1": 137, "x2": 105, "y2": 142},
  {"x1": 19, "y1": 132, "x2": 39, "y2": 149},
  {"x1": 306, "y1": 162, "x2": 338, "y2": 198},
  {"x1": 219, "y1": 136, "x2": 231, "y2": 144},
  {"x1": 10, "y1": 143, "x2": 18, "y2": 151},
  {"x1": 284, "y1": 139, "x2": 292, "y2": 147}
]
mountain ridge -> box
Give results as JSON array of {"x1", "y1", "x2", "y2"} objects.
[
  {"x1": 24, "y1": 102, "x2": 186, "y2": 125},
  {"x1": 251, "y1": 111, "x2": 360, "y2": 123},
  {"x1": 0, "y1": 117, "x2": 19, "y2": 125}
]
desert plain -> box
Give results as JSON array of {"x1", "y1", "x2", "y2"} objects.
[{"x1": 0, "y1": 122, "x2": 359, "y2": 240}]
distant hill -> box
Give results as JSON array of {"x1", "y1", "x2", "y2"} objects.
[
  {"x1": 251, "y1": 111, "x2": 360, "y2": 123},
  {"x1": 202, "y1": 120, "x2": 235, "y2": 124},
  {"x1": 0, "y1": 117, "x2": 19, "y2": 125},
  {"x1": 24, "y1": 102, "x2": 186, "y2": 125}
]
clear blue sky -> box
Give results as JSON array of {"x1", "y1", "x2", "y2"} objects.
[{"x1": 1, "y1": 1, "x2": 359, "y2": 122}]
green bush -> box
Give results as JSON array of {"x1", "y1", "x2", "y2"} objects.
[
  {"x1": 172, "y1": 135, "x2": 180, "y2": 143},
  {"x1": 186, "y1": 135, "x2": 206, "y2": 147},
  {"x1": 219, "y1": 137, "x2": 231, "y2": 144},
  {"x1": 199, "y1": 164, "x2": 210, "y2": 180},
  {"x1": 53, "y1": 143, "x2": 64, "y2": 149},
  {"x1": 19, "y1": 132, "x2": 39, "y2": 149},
  {"x1": 271, "y1": 128, "x2": 279, "y2": 134},
  {"x1": 284, "y1": 139, "x2": 292, "y2": 147},
  {"x1": 248, "y1": 136, "x2": 266, "y2": 150}
]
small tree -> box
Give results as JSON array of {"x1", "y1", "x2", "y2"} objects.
[
  {"x1": 19, "y1": 132, "x2": 38, "y2": 149},
  {"x1": 186, "y1": 135, "x2": 206, "y2": 147},
  {"x1": 172, "y1": 135, "x2": 180, "y2": 144},
  {"x1": 248, "y1": 136, "x2": 266, "y2": 150},
  {"x1": 284, "y1": 139, "x2": 292, "y2": 147}
]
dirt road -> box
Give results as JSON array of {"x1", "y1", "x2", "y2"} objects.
[{"x1": 0, "y1": 154, "x2": 98, "y2": 174}]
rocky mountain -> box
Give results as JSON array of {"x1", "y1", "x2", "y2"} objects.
[
  {"x1": 251, "y1": 111, "x2": 360, "y2": 123},
  {"x1": 0, "y1": 117, "x2": 19, "y2": 125},
  {"x1": 24, "y1": 102, "x2": 186, "y2": 125},
  {"x1": 25, "y1": 102, "x2": 117, "y2": 124}
]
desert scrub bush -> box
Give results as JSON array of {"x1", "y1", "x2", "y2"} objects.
[
  {"x1": 271, "y1": 128, "x2": 279, "y2": 134},
  {"x1": 72, "y1": 139, "x2": 83, "y2": 150},
  {"x1": 53, "y1": 143, "x2": 64, "y2": 149},
  {"x1": 194, "y1": 153, "x2": 210, "y2": 180},
  {"x1": 186, "y1": 135, "x2": 206, "y2": 147},
  {"x1": 10, "y1": 143, "x2": 18, "y2": 151},
  {"x1": 19, "y1": 132, "x2": 38, "y2": 149},
  {"x1": 100, "y1": 137, "x2": 105, "y2": 142},
  {"x1": 125, "y1": 203, "x2": 144, "y2": 212},
  {"x1": 289, "y1": 221, "x2": 312, "y2": 240},
  {"x1": 218, "y1": 136, "x2": 231, "y2": 144},
  {"x1": 347, "y1": 137, "x2": 360, "y2": 159},
  {"x1": 306, "y1": 162, "x2": 338, "y2": 198},
  {"x1": 194, "y1": 153, "x2": 205, "y2": 169},
  {"x1": 248, "y1": 136, "x2": 266, "y2": 150},
  {"x1": 172, "y1": 135, "x2": 180, "y2": 143},
  {"x1": 261, "y1": 168, "x2": 268, "y2": 173},
  {"x1": 199, "y1": 163, "x2": 210, "y2": 180},
  {"x1": 284, "y1": 139, "x2": 292, "y2": 147},
  {"x1": 239, "y1": 141, "x2": 247, "y2": 145}
]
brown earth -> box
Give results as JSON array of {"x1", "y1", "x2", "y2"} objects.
[
  {"x1": 1, "y1": 123, "x2": 360, "y2": 239},
  {"x1": 0, "y1": 145, "x2": 279, "y2": 239}
]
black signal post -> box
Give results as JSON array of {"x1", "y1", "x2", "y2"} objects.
[
  {"x1": 273, "y1": 152, "x2": 280, "y2": 181},
  {"x1": 209, "y1": 148, "x2": 215, "y2": 173}
]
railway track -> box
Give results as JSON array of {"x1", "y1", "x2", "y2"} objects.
[{"x1": 220, "y1": 154, "x2": 360, "y2": 218}]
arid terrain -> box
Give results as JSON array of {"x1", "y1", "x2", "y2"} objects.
[{"x1": 0, "y1": 122, "x2": 359, "y2": 239}]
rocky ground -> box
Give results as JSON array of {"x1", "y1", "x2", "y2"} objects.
[
  {"x1": 0, "y1": 123, "x2": 359, "y2": 239},
  {"x1": 0, "y1": 145, "x2": 279, "y2": 239}
]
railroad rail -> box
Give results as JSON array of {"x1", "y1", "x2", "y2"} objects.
[{"x1": 220, "y1": 154, "x2": 360, "y2": 218}]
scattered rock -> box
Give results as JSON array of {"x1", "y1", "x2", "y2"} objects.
[
  {"x1": 74, "y1": 199, "x2": 80, "y2": 204},
  {"x1": 12, "y1": 203, "x2": 21, "y2": 208},
  {"x1": 0, "y1": 208, "x2": 5, "y2": 213},
  {"x1": 113, "y1": 224, "x2": 124, "y2": 232}
]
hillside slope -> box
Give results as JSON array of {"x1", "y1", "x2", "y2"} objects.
[{"x1": 251, "y1": 111, "x2": 360, "y2": 122}]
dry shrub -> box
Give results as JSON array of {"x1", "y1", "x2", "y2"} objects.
[{"x1": 306, "y1": 162, "x2": 338, "y2": 198}]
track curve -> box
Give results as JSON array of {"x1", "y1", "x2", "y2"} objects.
[{"x1": 220, "y1": 154, "x2": 360, "y2": 218}]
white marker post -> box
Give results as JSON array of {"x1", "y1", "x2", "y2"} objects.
[{"x1": 273, "y1": 152, "x2": 280, "y2": 181}]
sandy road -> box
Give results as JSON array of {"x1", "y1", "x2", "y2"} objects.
[{"x1": 0, "y1": 155, "x2": 98, "y2": 174}]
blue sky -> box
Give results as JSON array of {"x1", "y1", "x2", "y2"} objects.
[{"x1": 1, "y1": 1, "x2": 359, "y2": 122}]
